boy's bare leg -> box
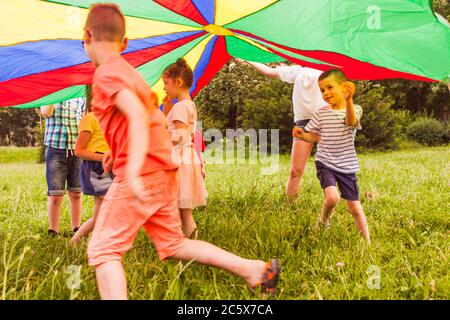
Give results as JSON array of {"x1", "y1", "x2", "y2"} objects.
[
  {"x1": 94, "y1": 241, "x2": 267, "y2": 300},
  {"x1": 346, "y1": 200, "x2": 371, "y2": 243},
  {"x1": 68, "y1": 191, "x2": 82, "y2": 231},
  {"x1": 48, "y1": 195, "x2": 64, "y2": 232},
  {"x1": 286, "y1": 140, "x2": 313, "y2": 200},
  {"x1": 95, "y1": 261, "x2": 128, "y2": 300},
  {"x1": 71, "y1": 196, "x2": 103, "y2": 244},
  {"x1": 180, "y1": 208, "x2": 197, "y2": 238},
  {"x1": 321, "y1": 186, "x2": 340, "y2": 224},
  {"x1": 172, "y1": 240, "x2": 267, "y2": 288}
]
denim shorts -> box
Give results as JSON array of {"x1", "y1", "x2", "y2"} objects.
[
  {"x1": 315, "y1": 161, "x2": 359, "y2": 201},
  {"x1": 80, "y1": 159, "x2": 114, "y2": 196},
  {"x1": 294, "y1": 119, "x2": 311, "y2": 141},
  {"x1": 45, "y1": 147, "x2": 82, "y2": 196}
]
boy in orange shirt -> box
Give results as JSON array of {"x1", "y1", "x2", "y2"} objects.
[{"x1": 83, "y1": 3, "x2": 280, "y2": 300}]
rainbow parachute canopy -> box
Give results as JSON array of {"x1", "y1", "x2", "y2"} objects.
[{"x1": 1, "y1": 0, "x2": 449, "y2": 108}]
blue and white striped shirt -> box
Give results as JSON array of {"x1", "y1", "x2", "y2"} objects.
[{"x1": 305, "y1": 105, "x2": 363, "y2": 174}]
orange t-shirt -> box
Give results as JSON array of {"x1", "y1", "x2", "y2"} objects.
[{"x1": 91, "y1": 56, "x2": 178, "y2": 180}]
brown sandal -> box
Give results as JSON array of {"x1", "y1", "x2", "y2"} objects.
[{"x1": 251, "y1": 259, "x2": 281, "y2": 296}]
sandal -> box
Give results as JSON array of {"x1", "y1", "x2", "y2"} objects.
[
  {"x1": 251, "y1": 259, "x2": 281, "y2": 296},
  {"x1": 48, "y1": 229, "x2": 59, "y2": 237}
]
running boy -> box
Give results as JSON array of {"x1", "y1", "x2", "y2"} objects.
[
  {"x1": 83, "y1": 3, "x2": 280, "y2": 299},
  {"x1": 293, "y1": 69, "x2": 370, "y2": 243}
]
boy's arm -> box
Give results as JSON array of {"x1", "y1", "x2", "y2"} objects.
[
  {"x1": 345, "y1": 99, "x2": 359, "y2": 127},
  {"x1": 343, "y1": 82, "x2": 358, "y2": 127},
  {"x1": 40, "y1": 105, "x2": 56, "y2": 118},
  {"x1": 235, "y1": 59, "x2": 279, "y2": 79},
  {"x1": 115, "y1": 89, "x2": 150, "y2": 200},
  {"x1": 292, "y1": 127, "x2": 320, "y2": 143}
]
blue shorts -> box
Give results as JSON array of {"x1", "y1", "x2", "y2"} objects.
[
  {"x1": 45, "y1": 147, "x2": 82, "y2": 196},
  {"x1": 315, "y1": 161, "x2": 360, "y2": 201},
  {"x1": 294, "y1": 119, "x2": 311, "y2": 141},
  {"x1": 80, "y1": 159, "x2": 114, "y2": 196}
]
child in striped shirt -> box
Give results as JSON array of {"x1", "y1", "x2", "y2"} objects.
[{"x1": 293, "y1": 69, "x2": 370, "y2": 243}]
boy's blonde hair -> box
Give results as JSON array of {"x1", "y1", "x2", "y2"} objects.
[{"x1": 85, "y1": 3, "x2": 126, "y2": 42}]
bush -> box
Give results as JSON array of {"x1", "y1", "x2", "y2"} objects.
[
  {"x1": 240, "y1": 79, "x2": 294, "y2": 154},
  {"x1": 355, "y1": 86, "x2": 401, "y2": 151},
  {"x1": 406, "y1": 118, "x2": 448, "y2": 146},
  {"x1": 395, "y1": 109, "x2": 415, "y2": 139}
]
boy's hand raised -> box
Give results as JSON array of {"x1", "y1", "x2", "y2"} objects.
[{"x1": 343, "y1": 82, "x2": 356, "y2": 101}]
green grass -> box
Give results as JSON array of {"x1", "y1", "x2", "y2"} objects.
[
  {"x1": 0, "y1": 147, "x2": 39, "y2": 164},
  {"x1": 0, "y1": 146, "x2": 448, "y2": 300}
]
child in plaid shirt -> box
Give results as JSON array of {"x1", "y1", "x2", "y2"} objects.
[{"x1": 41, "y1": 97, "x2": 86, "y2": 236}]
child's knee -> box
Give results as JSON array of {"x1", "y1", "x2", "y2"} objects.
[
  {"x1": 87, "y1": 241, "x2": 123, "y2": 267},
  {"x1": 49, "y1": 195, "x2": 64, "y2": 205},
  {"x1": 326, "y1": 193, "x2": 340, "y2": 207},
  {"x1": 68, "y1": 191, "x2": 82, "y2": 201},
  {"x1": 159, "y1": 238, "x2": 189, "y2": 261},
  {"x1": 290, "y1": 166, "x2": 305, "y2": 179},
  {"x1": 88, "y1": 252, "x2": 122, "y2": 268},
  {"x1": 347, "y1": 201, "x2": 363, "y2": 216}
]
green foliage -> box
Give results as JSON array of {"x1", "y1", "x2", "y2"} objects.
[
  {"x1": 196, "y1": 61, "x2": 450, "y2": 154},
  {"x1": 196, "y1": 62, "x2": 294, "y2": 154},
  {"x1": 394, "y1": 109, "x2": 416, "y2": 139},
  {"x1": 33, "y1": 119, "x2": 46, "y2": 164},
  {"x1": 0, "y1": 108, "x2": 39, "y2": 147},
  {"x1": 354, "y1": 85, "x2": 400, "y2": 151},
  {"x1": 434, "y1": 0, "x2": 450, "y2": 20},
  {"x1": 195, "y1": 62, "x2": 260, "y2": 130},
  {"x1": 239, "y1": 77, "x2": 294, "y2": 154},
  {"x1": 376, "y1": 80, "x2": 450, "y2": 123},
  {"x1": 406, "y1": 118, "x2": 449, "y2": 146}
]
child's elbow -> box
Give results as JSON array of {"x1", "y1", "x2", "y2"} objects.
[{"x1": 74, "y1": 148, "x2": 82, "y2": 158}]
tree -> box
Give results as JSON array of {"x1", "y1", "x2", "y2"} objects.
[
  {"x1": 0, "y1": 108, "x2": 39, "y2": 146},
  {"x1": 195, "y1": 62, "x2": 267, "y2": 131}
]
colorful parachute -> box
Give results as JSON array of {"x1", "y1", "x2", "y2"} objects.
[{"x1": 1, "y1": 0, "x2": 449, "y2": 108}]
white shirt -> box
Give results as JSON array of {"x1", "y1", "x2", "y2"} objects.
[{"x1": 276, "y1": 65, "x2": 327, "y2": 122}]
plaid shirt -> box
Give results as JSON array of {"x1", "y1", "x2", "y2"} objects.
[{"x1": 44, "y1": 98, "x2": 86, "y2": 150}]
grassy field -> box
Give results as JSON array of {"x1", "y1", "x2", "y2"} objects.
[{"x1": 0, "y1": 146, "x2": 448, "y2": 300}]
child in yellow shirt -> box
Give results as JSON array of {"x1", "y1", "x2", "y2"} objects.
[{"x1": 71, "y1": 86, "x2": 113, "y2": 244}]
